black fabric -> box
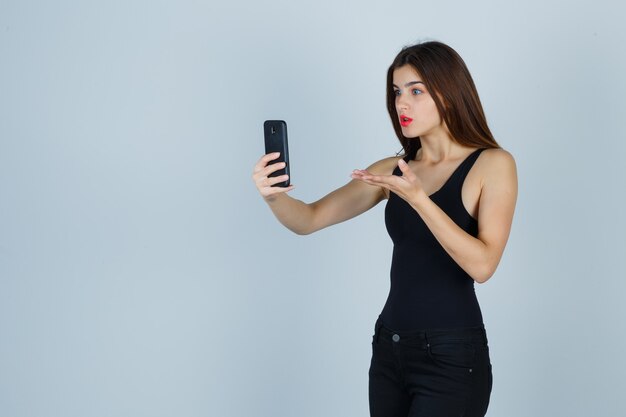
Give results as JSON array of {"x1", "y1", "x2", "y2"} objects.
[
  {"x1": 369, "y1": 315, "x2": 493, "y2": 417},
  {"x1": 380, "y1": 148, "x2": 486, "y2": 331}
]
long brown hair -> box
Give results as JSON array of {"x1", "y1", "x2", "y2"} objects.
[{"x1": 387, "y1": 41, "x2": 500, "y2": 159}]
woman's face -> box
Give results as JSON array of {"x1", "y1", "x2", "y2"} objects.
[{"x1": 392, "y1": 65, "x2": 444, "y2": 139}]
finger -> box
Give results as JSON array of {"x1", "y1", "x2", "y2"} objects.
[
  {"x1": 352, "y1": 174, "x2": 385, "y2": 188},
  {"x1": 397, "y1": 159, "x2": 414, "y2": 178},
  {"x1": 253, "y1": 152, "x2": 281, "y2": 173},
  {"x1": 262, "y1": 184, "x2": 295, "y2": 197},
  {"x1": 351, "y1": 168, "x2": 376, "y2": 178},
  {"x1": 263, "y1": 151, "x2": 281, "y2": 162},
  {"x1": 360, "y1": 174, "x2": 392, "y2": 185},
  {"x1": 260, "y1": 161, "x2": 287, "y2": 177},
  {"x1": 265, "y1": 174, "x2": 290, "y2": 187},
  {"x1": 350, "y1": 170, "x2": 367, "y2": 179},
  {"x1": 398, "y1": 158, "x2": 411, "y2": 174},
  {"x1": 351, "y1": 171, "x2": 373, "y2": 181},
  {"x1": 350, "y1": 173, "x2": 377, "y2": 184},
  {"x1": 356, "y1": 178, "x2": 383, "y2": 187},
  {"x1": 350, "y1": 174, "x2": 369, "y2": 183},
  {"x1": 254, "y1": 161, "x2": 286, "y2": 181}
]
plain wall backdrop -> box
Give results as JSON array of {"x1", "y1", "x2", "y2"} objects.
[{"x1": 1, "y1": 0, "x2": 625, "y2": 416}]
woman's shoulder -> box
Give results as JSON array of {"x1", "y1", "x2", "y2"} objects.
[
  {"x1": 478, "y1": 147, "x2": 516, "y2": 169},
  {"x1": 476, "y1": 147, "x2": 517, "y2": 184}
]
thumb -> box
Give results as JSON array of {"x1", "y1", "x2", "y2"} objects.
[{"x1": 398, "y1": 159, "x2": 413, "y2": 178}]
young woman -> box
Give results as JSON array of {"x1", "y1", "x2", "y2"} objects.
[{"x1": 252, "y1": 40, "x2": 517, "y2": 417}]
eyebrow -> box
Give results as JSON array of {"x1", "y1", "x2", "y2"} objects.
[{"x1": 392, "y1": 81, "x2": 425, "y2": 88}]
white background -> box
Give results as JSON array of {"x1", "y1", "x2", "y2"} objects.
[{"x1": 1, "y1": 0, "x2": 625, "y2": 416}]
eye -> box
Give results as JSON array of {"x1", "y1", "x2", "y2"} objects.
[
  {"x1": 393, "y1": 89, "x2": 401, "y2": 97},
  {"x1": 412, "y1": 88, "x2": 422, "y2": 95}
]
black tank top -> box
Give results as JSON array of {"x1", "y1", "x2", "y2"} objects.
[{"x1": 379, "y1": 148, "x2": 486, "y2": 331}]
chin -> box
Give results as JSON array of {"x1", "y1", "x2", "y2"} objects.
[
  {"x1": 400, "y1": 125, "x2": 422, "y2": 139},
  {"x1": 401, "y1": 129, "x2": 420, "y2": 139}
]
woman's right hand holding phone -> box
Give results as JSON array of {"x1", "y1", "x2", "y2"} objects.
[{"x1": 252, "y1": 152, "x2": 295, "y2": 200}]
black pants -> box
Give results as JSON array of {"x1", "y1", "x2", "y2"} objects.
[{"x1": 368, "y1": 315, "x2": 493, "y2": 417}]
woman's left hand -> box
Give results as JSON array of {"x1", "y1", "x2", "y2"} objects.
[{"x1": 351, "y1": 159, "x2": 427, "y2": 206}]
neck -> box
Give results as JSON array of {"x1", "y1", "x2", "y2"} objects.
[{"x1": 416, "y1": 133, "x2": 473, "y2": 163}]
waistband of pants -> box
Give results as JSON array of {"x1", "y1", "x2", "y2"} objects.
[{"x1": 373, "y1": 315, "x2": 488, "y2": 345}]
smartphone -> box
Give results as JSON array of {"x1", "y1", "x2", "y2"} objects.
[{"x1": 263, "y1": 120, "x2": 290, "y2": 187}]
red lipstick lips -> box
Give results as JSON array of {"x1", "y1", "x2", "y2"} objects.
[{"x1": 400, "y1": 115, "x2": 413, "y2": 127}]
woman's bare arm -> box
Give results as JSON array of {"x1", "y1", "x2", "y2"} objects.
[
  {"x1": 414, "y1": 149, "x2": 518, "y2": 282},
  {"x1": 352, "y1": 148, "x2": 518, "y2": 283},
  {"x1": 253, "y1": 153, "x2": 400, "y2": 235}
]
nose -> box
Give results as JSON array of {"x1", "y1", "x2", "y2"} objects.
[{"x1": 396, "y1": 92, "x2": 409, "y2": 113}]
